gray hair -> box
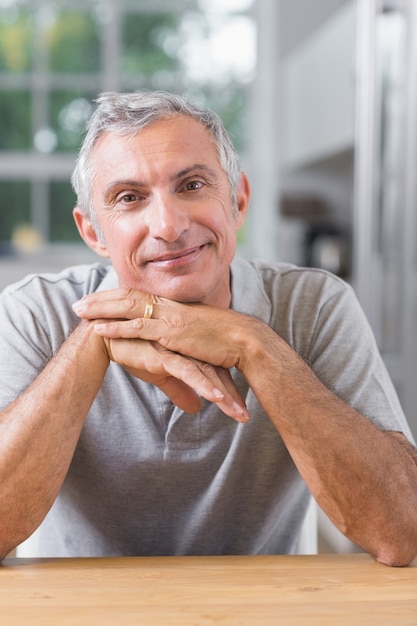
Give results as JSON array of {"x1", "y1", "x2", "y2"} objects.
[{"x1": 71, "y1": 91, "x2": 242, "y2": 229}]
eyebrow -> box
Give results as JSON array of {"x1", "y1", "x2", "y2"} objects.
[
  {"x1": 174, "y1": 164, "x2": 219, "y2": 181},
  {"x1": 103, "y1": 164, "x2": 219, "y2": 200},
  {"x1": 102, "y1": 180, "x2": 141, "y2": 203}
]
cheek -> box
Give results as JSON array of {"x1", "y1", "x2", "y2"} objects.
[
  {"x1": 210, "y1": 213, "x2": 239, "y2": 259},
  {"x1": 101, "y1": 214, "x2": 144, "y2": 248},
  {"x1": 216, "y1": 211, "x2": 240, "y2": 245},
  {"x1": 205, "y1": 196, "x2": 236, "y2": 231}
]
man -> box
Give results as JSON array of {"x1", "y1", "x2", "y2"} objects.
[{"x1": 0, "y1": 91, "x2": 416, "y2": 565}]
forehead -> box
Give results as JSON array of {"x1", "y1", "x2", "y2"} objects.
[{"x1": 90, "y1": 115, "x2": 221, "y2": 174}]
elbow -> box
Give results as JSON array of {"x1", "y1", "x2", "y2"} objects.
[
  {"x1": 346, "y1": 517, "x2": 417, "y2": 567},
  {"x1": 0, "y1": 525, "x2": 33, "y2": 562},
  {"x1": 374, "y1": 552, "x2": 417, "y2": 568},
  {"x1": 372, "y1": 538, "x2": 417, "y2": 567},
  {"x1": 0, "y1": 540, "x2": 18, "y2": 562}
]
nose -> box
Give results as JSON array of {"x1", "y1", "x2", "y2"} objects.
[{"x1": 144, "y1": 192, "x2": 190, "y2": 242}]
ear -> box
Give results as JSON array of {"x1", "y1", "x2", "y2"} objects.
[
  {"x1": 73, "y1": 207, "x2": 110, "y2": 258},
  {"x1": 234, "y1": 172, "x2": 251, "y2": 229}
]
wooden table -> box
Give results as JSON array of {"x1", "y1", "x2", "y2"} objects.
[{"x1": 1, "y1": 553, "x2": 416, "y2": 625}]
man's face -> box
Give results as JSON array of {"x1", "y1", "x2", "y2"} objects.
[{"x1": 74, "y1": 115, "x2": 249, "y2": 307}]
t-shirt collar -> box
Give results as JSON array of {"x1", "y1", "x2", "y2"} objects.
[{"x1": 230, "y1": 257, "x2": 272, "y2": 323}]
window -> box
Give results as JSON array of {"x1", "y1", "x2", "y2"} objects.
[{"x1": 0, "y1": 0, "x2": 255, "y2": 248}]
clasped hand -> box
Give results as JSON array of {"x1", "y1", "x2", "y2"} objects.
[{"x1": 73, "y1": 288, "x2": 251, "y2": 423}]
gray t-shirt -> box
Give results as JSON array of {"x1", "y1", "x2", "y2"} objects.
[{"x1": 0, "y1": 256, "x2": 413, "y2": 556}]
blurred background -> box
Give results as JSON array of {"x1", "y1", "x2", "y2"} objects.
[{"x1": 1, "y1": 0, "x2": 417, "y2": 552}]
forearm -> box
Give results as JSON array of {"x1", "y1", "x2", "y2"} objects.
[
  {"x1": 241, "y1": 324, "x2": 417, "y2": 566},
  {"x1": 0, "y1": 321, "x2": 109, "y2": 559},
  {"x1": 73, "y1": 290, "x2": 417, "y2": 564}
]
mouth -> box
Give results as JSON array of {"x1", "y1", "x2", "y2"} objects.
[{"x1": 145, "y1": 244, "x2": 207, "y2": 268}]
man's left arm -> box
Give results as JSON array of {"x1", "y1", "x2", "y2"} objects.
[
  {"x1": 75, "y1": 288, "x2": 417, "y2": 566},
  {"x1": 238, "y1": 321, "x2": 417, "y2": 567}
]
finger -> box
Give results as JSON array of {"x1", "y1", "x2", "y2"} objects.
[
  {"x1": 73, "y1": 288, "x2": 157, "y2": 321},
  {"x1": 109, "y1": 338, "x2": 249, "y2": 423},
  {"x1": 157, "y1": 380, "x2": 201, "y2": 414},
  {"x1": 104, "y1": 335, "x2": 201, "y2": 413},
  {"x1": 125, "y1": 370, "x2": 203, "y2": 414},
  {"x1": 213, "y1": 366, "x2": 247, "y2": 409},
  {"x1": 155, "y1": 354, "x2": 249, "y2": 423},
  {"x1": 94, "y1": 318, "x2": 160, "y2": 338}
]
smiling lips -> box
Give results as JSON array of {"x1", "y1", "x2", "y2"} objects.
[{"x1": 145, "y1": 244, "x2": 207, "y2": 268}]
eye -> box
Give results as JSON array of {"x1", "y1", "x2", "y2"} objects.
[
  {"x1": 113, "y1": 191, "x2": 147, "y2": 208},
  {"x1": 119, "y1": 192, "x2": 139, "y2": 203},
  {"x1": 184, "y1": 180, "x2": 203, "y2": 191},
  {"x1": 111, "y1": 190, "x2": 147, "y2": 212}
]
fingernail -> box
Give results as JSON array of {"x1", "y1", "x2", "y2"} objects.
[
  {"x1": 213, "y1": 388, "x2": 225, "y2": 399},
  {"x1": 72, "y1": 299, "x2": 84, "y2": 312},
  {"x1": 233, "y1": 402, "x2": 250, "y2": 421}
]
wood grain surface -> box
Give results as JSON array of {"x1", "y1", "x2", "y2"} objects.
[{"x1": 1, "y1": 553, "x2": 416, "y2": 625}]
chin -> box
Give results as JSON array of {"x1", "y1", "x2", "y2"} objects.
[
  {"x1": 161, "y1": 287, "x2": 209, "y2": 304},
  {"x1": 125, "y1": 269, "x2": 226, "y2": 305},
  {"x1": 122, "y1": 277, "x2": 204, "y2": 303}
]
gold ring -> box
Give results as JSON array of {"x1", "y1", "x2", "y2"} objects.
[{"x1": 143, "y1": 301, "x2": 154, "y2": 319}]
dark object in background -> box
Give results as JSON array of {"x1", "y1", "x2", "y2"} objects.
[{"x1": 304, "y1": 222, "x2": 351, "y2": 279}]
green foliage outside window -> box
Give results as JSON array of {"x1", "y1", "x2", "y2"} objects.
[
  {"x1": 0, "y1": 1, "x2": 253, "y2": 243},
  {"x1": 0, "y1": 181, "x2": 31, "y2": 243},
  {"x1": 47, "y1": 11, "x2": 100, "y2": 73},
  {"x1": 49, "y1": 182, "x2": 80, "y2": 242},
  {"x1": 0, "y1": 9, "x2": 33, "y2": 73},
  {"x1": 122, "y1": 13, "x2": 179, "y2": 75},
  {"x1": 0, "y1": 91, "x2": 31, "y2": 150},
  {"x1": 50, "y1": 91, "x2": 94, "y2": 152}
]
